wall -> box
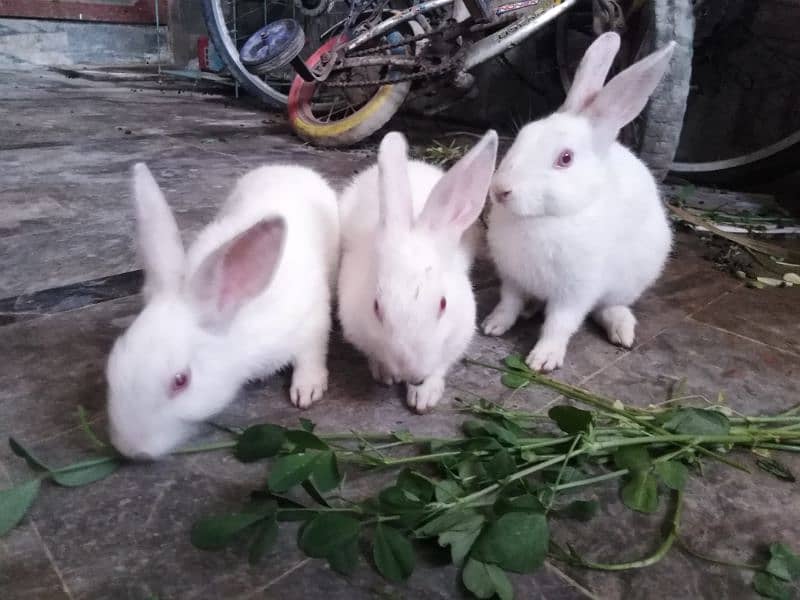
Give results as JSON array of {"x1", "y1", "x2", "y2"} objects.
[{"x1": 0, "y1": 18, "x2": 170, "y2": 67}]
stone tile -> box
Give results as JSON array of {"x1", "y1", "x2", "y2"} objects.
[
  {"x1": 2, "y1": 428, "x2": 307, "y2": 600},
  {"x1": 554, "y1": 318, "x2": 800, "y2": 598},
  {"x1": 691, "y1": 285, "x2": 800, "y2": 356},
  {"x1": 581, "y1": 319, "x2": 799, "y2": 413},
  {"x1": 549, "y1": 452, "x2": 800, "y2": 599},
  {"x1": 264, "y1": 550, "x2": 590, "y2": 600},
  {"x1": 0, "y1": 521, "x2": 70, "y2": 599},
  {"x1": 0, "y1": 295, "x2": 139, "y2": 443}
]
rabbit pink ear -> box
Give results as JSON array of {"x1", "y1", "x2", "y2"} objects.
[
  {"x1": 417, "y1": 130, "x2": 498, "y2": 238},
  {"x1": 132, "y1": 163, "x2": 185, "y2": 301},
  {"x1": 378, "y1": 131, "x2": 413, "y2": 231},
  {"x1": 584, "y1": 41, "x2": 676, "y2": 147},
  {"x1": 561, "y1": 32, "x2": 620, "y2": 114},
  {"x1": 188, "y1": 217, "x2": 286, "y2": 328}
]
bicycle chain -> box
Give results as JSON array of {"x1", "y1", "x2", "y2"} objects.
[{"x1": 319, "y1": 25, "x2": 465, "y2": 87}]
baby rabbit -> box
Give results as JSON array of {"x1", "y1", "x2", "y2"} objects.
[
  {"x1": 338, "y1": 130, "x2": 498, "y2": 413},
  {"x1": 106, "y1": 163, "x2": 339, "y2": 458},
  {"x1": 483, "y1": 32, "x2": 675, "y2": 371}
]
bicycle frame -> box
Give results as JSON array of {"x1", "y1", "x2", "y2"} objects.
[{"x1": 343, "y1": 0, "x2": 580, "y2": 71}]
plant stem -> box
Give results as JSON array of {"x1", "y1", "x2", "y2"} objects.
[
  {"x1": 49, "y1": 456, "x2": 119, "y2": 473},
  {"x1": 553, "y1": 469, "x2": 628, "y2": 492},
  {"x1": 454, "y1": 454, "x2": 570, "y2": 508},
  {"x1": 172, "y1": 441, "x2": 237, "y2": 455},
  {"x1": 677, "y1": 537, "x2": 764, "y2": 571},
  {"x1": 562, "y1": 490, "x2": 684, "y2": 571}
]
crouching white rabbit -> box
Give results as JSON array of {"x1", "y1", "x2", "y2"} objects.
[
  {"x1": 483, "y1": 32, "x2": 675, "y2": 371},
  {"x1": 338, "y1": 130, "x2": 498, "y2": 413},
  {"x1": 106, "y1": 163, "x2": 339, "y2": 458}
]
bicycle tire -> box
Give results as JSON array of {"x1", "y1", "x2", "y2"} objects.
[
  {"x1": 202, "y1": 0, "x2": 288, "y2": 108},
  {"x1": 288, "y1": 35, "x2": 412, "y2": 146},
  {"x1": 637, "y1": 0, "x2": 694, "y2": 181}
]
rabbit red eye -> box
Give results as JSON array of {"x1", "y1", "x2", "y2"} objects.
[
  {"x1": 555, "y1": 150, "x2": 573, "y2": 168},
  {"x1": 171, "y1": 371, "x2": 190, "y2": 395},
  {"x1": 439, "y1": 297, "x2": 447, "y2": 313},
  {"x1": 373, "y1": 299, "x2": 382, "y2": 321}
]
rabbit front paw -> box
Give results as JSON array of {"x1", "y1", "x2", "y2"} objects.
[
  {"x1": 406, "y1": 376, "x2": 445, "y2": 414},
  {"x1": 368, "y1": 358, "x2": 399, "y2": 386},
  {"x1": 482, "y1": 305, "x2": 518, "y2": 336},
  {"x1": 290, "y1": 368, "x2": 328, "y2": 409},
  {"x1": 526, "y1": 338, "x2": 567, "y2": 372}
]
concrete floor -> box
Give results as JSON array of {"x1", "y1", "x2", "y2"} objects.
[{"x1": 1, "y1": 68, "x2": 798, "y2": 600}]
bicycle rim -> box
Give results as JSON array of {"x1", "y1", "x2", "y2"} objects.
[{"x1": 202, "y1": 0, "x2": 289, "y2": 107}]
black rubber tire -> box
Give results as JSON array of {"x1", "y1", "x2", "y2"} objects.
[
  {"x1": 637, "y1": 0, "x2": 695, "y2": 181},
  {"x1": 201, "y1": 0, "x2": 288, "y2": 108}
]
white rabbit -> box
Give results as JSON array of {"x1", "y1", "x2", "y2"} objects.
[
  {"x1": 483, "y1": 32, "x2": 675, "y2": 372},
  {"x1": 106, "y1": 163, "x2": 339, "y2": 458},
  {"x1": 338, "y1": 130, "x2": 498, "y2": 413}
]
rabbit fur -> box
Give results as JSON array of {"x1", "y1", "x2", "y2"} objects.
[
  {"x1": 106, "y1": 163, "x2": 339, "y2": 458},
  {"x1": 338, "y1": 130, "x2": 498, "y2": 412},
  {"x1": 484, "y1": 32, "x2": 675, "y2": 371}
]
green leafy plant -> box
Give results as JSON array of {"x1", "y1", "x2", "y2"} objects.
[{"x1": 2, "y1": 358, "x2": 799, "y2": 600}]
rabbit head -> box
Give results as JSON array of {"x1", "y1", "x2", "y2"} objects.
[
  {"x1": 106, "y1": 164, "x2": 286, "y2": 459},
  {"x1": 492, "y1": 32, "x2": 676, "y2": 217},
  {"x1": 366, "y1": 131, "x2": 498, "y2": 383}
]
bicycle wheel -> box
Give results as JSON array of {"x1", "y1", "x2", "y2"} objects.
[
  {"x1": 556, "y1": 0, "x2": 694, "y2": 181},
  {"x1": 288, "y1": 28, "x2": 414, "y2": 146},
  {"x1": 202, "y1": 0, "x2": 349, "y2": 107}
]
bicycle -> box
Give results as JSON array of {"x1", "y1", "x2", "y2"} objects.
[{"x1": 204, "y1": 0, "x2": 694, "y2": 179}]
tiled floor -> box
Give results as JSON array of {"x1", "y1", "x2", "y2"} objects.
[{"x1": 1, "y1": 68, "x2": 798, "y2": 600}]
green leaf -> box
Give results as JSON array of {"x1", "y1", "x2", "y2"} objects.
[
  {"x1": 310, "y1": 451, "x2": 341, "y2": 493},
  {"x1": 614, "y1": 446, "x2": 652, "y2": 472},
  {"x1": 661, "y1": 408, "x2": 731, "y2": 436},
  {"x1": 235, "y1": 424, "x2": 286, "y2": 462},
  {"x1": 285, "y1": 429, "x2": 329, "y2": 451},
  {"x1": 298, "y1": 513, "x2": 361, "y2": 559},
  {"x1": 434, "y1": 480, "x2": 463, "y2": 503},
  {"x1": 248, "y1": 516, "x2": 278, "y2": 565},
  {"x1": 417, "y1": 509, "x2": 482, "y2": 537},
  {"x1": 766, "y1": 542, "x2": 800, "y2": 581},
  {"x1": 756, "y1": 458, "x2": 796, "y2": 483},
  {"x1": 621, "y1": 471, "x2": 659, "y2": 514},
  {"x1": 438, "y1": 515, "x2": 485, "y2": 567},
  {"x1": 9, "y1": 438, "x2": 50, "y2": 471},
  {"x1": 560, "y1": 499, "x2": 599, "y2": 522},
  {"x1": 654, "y1": 461, "x2": 689, "y2": 491},
  {"x1": 301, "y1": 480, "x2": 331, "y2": 508},
  {"x1": 0, "y1": 479, "x2": 40, "y2": 536},
  {"x1": 462, "y1": 558, "x2": 514, "y2": 600},
  {"x1": 472, "y1": 512, "x2": 549, "y2": 573},
  {"x1": 379, "y1": 486, "x2": 426, "y2": 513},
  {"x1": 504, "y1": 355, "x2": 529, "y2": 372},
  {"x1": 397, "y1": 469, "x2": 434, "y2": 503},
  {"x1": 268, "y1": 452, "x2": 320, "y2": 493},
  {"x1": 328, "y1": 537, "x2": 360, "y2": 575},
  {"x1": 50, "y1": 460, "x2": 120, "y2": 487},
  {"x1": 548, "y1": 406, "x2": 593, "y2": 435},
  {"x1": 463, "y1": 420, "x2": 517, "y2": 445},
  {"x1": 494, "y1": 494, "x2": 545, "y2": 516},
  {"x1": 753, "y1": 572, "x2": 791, "y2": 600},
  {"x1": 501, "y1": 372, "x2": 528, "y2": 389},
  {"x1": 485, "y1": 449, "x2": 515, "y2": 480},
  {"x1": 299, "y1": 418, "x2": 316, "y2": 432},
  {"x1": 190, "y1": 513, "x2": 264, "y2": 550},
  {"x1": 542, "y1": 465, "x2": 586, "y2": 485},
  {"x1": 373, "y1": 524, "x2": 415, "y2": 582}
]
